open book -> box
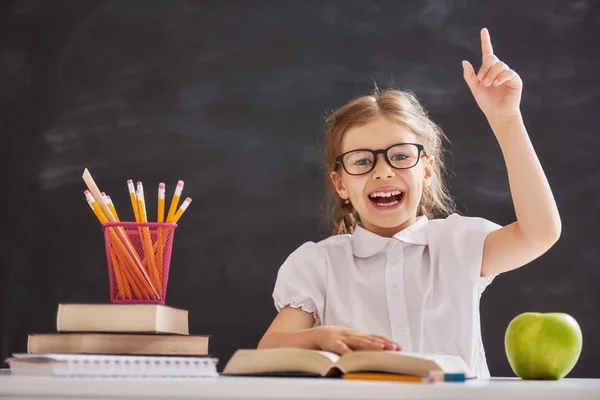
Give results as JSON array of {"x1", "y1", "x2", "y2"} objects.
[{"x1": 222, "y1": 348, "x2": 472, "y2": 379}]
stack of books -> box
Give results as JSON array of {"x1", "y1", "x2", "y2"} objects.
[{"x1": 7, "y1": 303, "x2": 217, "y2": 377}]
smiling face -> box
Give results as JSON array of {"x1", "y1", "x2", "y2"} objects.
[{"x1": 330, "y1": 115, "x2": 434, "y2": 237}]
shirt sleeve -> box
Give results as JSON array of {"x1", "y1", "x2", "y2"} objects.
[
  {"x1": 272, "y1": 242, "x2": 328, "y2": 326},
  {"x1": 436, "y1": 213, "x2": 502, "y2": 294}
]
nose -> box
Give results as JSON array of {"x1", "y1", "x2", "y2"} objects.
[{"x1": 372, "y1": 154, "x2": 395, "y2": 180}]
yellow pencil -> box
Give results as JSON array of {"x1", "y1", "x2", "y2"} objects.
[
  {"x1": 137, "y1": 186, "x2": 161, "y2": 291},
  {"x1": 85, "y1": 190, "x2": 108, "y2": 223},
  {"x1": 127, "y1": 179, "x2": 140, "y2": 222},
  {"x1": 172, "y1": 197, "x2": 192, "y2": 223},
  {"x1": 157, "y1": 183, "x2": 165, "y2": 223},
  {"x1": 102, "y1": 192, "x2": 120, "y2": 222},
  {"x1": 136, "y1": 183, "x2": 148, "y2": 222},
  {"x1": 85, "y1": 191, "x2": 108, "y2": 223},
  {"x1": 166, "y1": 180, "x2": 184, "y2": 223},
  {"x1": 156, "y1": 182, "x2": 166, "y2": 278}
]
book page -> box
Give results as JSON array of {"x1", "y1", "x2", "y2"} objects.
[
  {"x1": 335, "y1": 350, "x2": 469, "y2": 376},
  {"x1": 315, "y1": 351, "x2": 340, "y2": 364}
]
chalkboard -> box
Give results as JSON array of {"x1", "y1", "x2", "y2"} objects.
[{"x1": 1, "y1": 0, "x2": 599, "y2": 377}]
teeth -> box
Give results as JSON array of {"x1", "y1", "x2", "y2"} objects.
[
  {"x1": 376, "y1": 199, "x2": 400, "y2": 206},
  {"x1": 369, "y1": 190, "x2": 402, "y2": 198}
]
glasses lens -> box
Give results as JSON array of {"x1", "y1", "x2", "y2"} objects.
[
  {"x1": 388, "y1": 144, "x2": 419, "y2": 169},
  {"x1": 343, "y1": 150, "x2": 375, "y2": 175}
]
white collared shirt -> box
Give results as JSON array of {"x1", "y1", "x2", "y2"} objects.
[{"x1": 272, "y1": 213, "x2": 501, "y2": 379}]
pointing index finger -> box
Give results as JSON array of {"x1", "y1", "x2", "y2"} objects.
[{"x1": 481, "y1": 28, "x2": 494, "y2": 58}]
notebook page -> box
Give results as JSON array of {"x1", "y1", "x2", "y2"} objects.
[{"x1": 10, "y1": 353, "x2": 219, "y2": 377}]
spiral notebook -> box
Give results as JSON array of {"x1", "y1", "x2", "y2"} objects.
[{"x1": 7, "y1": 353, "x2": 219, "y2": 377}]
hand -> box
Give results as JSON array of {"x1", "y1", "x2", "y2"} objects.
[
  {"x1": 462, "y1": 28, "x2": 523, "y2": 121},
  {"x1": 316, "y1": 326, "x2": 401, "y2": 355}
]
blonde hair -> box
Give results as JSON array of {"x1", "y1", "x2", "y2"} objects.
[{"x1": 324, "y1": 89, "x2": 456, "y2": 235}]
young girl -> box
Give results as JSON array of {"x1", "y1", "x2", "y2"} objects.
[{"x1": 257, "y1": 28, "x2": 561, "y2": 379}]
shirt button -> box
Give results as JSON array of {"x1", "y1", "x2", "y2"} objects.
[{"x1": 396, "y1": 327, "x2": 405, "y2": 336}]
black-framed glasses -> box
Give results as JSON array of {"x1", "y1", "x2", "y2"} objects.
[{"x1": 335, "y1": 143, "x2": 426, "y2": 176}]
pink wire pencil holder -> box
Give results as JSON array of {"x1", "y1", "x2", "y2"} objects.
[{"x1": 102, "y1": 222, "x2": 177, "y2": 304}]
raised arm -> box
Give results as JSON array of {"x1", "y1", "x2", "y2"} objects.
[{"x1": 461, "y1": 28, "x2": 561, "y2": 277}]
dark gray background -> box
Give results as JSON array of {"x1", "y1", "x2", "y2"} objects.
[{"x1": 1, "y1": 0, "x2": 599, "y2": 377}]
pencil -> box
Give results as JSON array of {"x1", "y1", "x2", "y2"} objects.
[
  {"x1": 136, "y1": 182, "x2": 147, "y2": 222},
  {"x1": 85, "y1": 191, "x2": 107, "y2": 223},
  {"x1": 136, "y1": 187, "x2": 147, "y2": 223},
  {"x1": 107, "y1": 195, "x2": 120, "y2": 222},
  {"x1": 166, "y1": 180, "x2": 184, "y2": 223},
  {"x1": 156, "y1": 183, "x2": 166, "y2": 279},
  {"x1": 137, "y1": 187, "x2": 161, "y2": 292},
  {"x1": 102, "y1": 192, "x2": 121, "y2": 222},
  {"x1": 85, "y1": 190, "x2": 108, "y2": 223},
  {"x1": 127, "y1": 179, "x2": 140, "y2": 222},
  {"x1": 343, "y1": 373, "x2": 426, "y2": 382},
  {"x1": 171, "y1": 197, "x2": 192, "y2": 223},
  {"x1": 157, "y1": 183, "x2": 165, "y2": 223}
]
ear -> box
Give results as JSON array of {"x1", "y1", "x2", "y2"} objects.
[
  {"x1": 330, "y1": 171, "x2": 349, "y2": 200},
  {"x1": 423, "y1": 155, "x2": 435, "y2": 189}
]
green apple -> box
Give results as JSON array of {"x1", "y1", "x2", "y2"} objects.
[{"x1": 504, "y1": 312, "x2": 583, "y2": 380}]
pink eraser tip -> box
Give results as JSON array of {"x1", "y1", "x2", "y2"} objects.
[
  {"x1": 101, "y1": 192, "x2": 106, "y2": 196},
  {"x1": 177, "y1": 180, "x2": 184, "y2": 186},
  {"x1": 127, "y1": 179, "x2": 133, "y2": 184},
  {"x1": 137, "y1": 181, "x2": 142, "y2": 186},
  {"x1": 159, "y1": 183, "x2": 165, "y2": 188},
  {"x1": 185, "y1": 197, "x2": 192, "y2": 203},
  {"x1": 84, "y1": 190, "x2": 90, "y2": 195}
]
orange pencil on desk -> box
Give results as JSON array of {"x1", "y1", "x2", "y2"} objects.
[
  {"x1": 343, "y1": 373, "x2": 426, "y2": 383},
  {"x1": 171, "y1": 197, "x2": 192, "y2": 223},
  {"x1": 127, "y1": 179, "x2": 140, "y2": 222},
  {"x1": 166, "y1": 180, "x2": 184, "y2": 223}
]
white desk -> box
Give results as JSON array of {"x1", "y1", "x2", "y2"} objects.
[{"x1": 1, "y1": 371, "x2": 599, "y2": 400}]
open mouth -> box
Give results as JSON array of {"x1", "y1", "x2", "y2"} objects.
[{"x1": 368, "y1": 190, "x2": 404, "y2": 207}]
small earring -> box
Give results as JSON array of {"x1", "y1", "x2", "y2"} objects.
[{"x1": 344, "y1": 199, "x2": 349, "y2": 205}]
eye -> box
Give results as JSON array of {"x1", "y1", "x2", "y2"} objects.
[
  {"x1": 390, "y1": 153, "x2": 408, "y2": 161},
  {"x1": 353, "y1": 158, "x2": 373, "y2": 166}
]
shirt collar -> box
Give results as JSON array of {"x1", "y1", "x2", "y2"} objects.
[{"x1": 351, "y1": 216, "x2": 429, "y2": 258}]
